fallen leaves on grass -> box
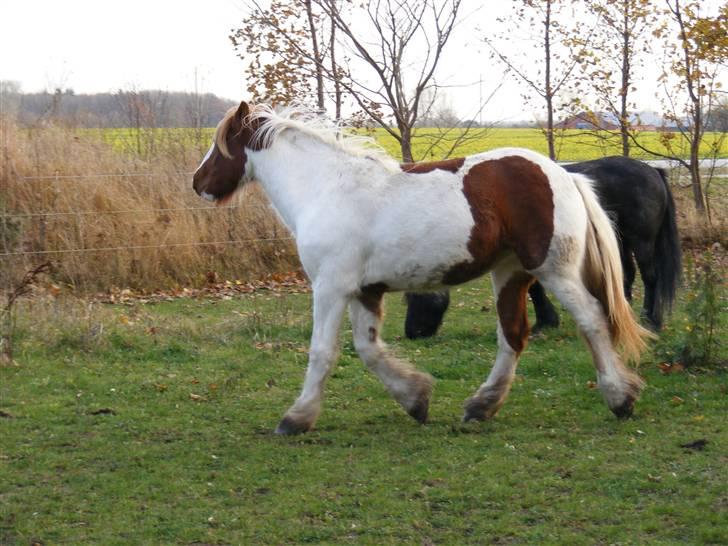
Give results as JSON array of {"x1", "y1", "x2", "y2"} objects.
[
  {"x1": 96, "y1": 271, "x2": 310, "y2": 304},
  {"x1": 254, "y1": 341, "x2": 308, "y2": 353},
  {"x1": 658, "y1": 362, "x2": 685, "y2": 374}
]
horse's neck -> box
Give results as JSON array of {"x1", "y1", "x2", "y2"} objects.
[{"x1": 248, "y1": 133, "x2": 387, "y2": 235}]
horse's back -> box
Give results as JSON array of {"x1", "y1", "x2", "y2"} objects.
[
  {"x1": 564, "y1": 157, "x2": 667, "y2": 239},
  {"x1": 360, "y1": 148, "x2": 585, "y2": 290}
]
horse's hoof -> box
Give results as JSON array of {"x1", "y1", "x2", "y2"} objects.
[
  {"x1": 530, "y1": 321, "x2": 558, "y2": 336},
  {"x1": 642, "y1": 316, "x2": 661, "y2": 332},
  {"x1": 274, "y1": 415, "x2": 312, "y2": 435},
  {"x1": 611, "y1": 399, "x2": 635, "y2": 420},
  {"x1": 407, "y1": 398, "x2": 429, "y2": 424},
  {"x1": 462, "y1": 397, "x2": 489, "y2": 422},
  {"x1": 404, "y1": 373, "x2": 434, "y2": 423}
]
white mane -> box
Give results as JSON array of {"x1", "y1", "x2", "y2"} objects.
[{"x1": 250, "y1": 104, "x2": 400, "y2": 172}]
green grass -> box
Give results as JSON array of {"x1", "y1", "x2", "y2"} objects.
[
  {"x1": 84, "y1": 126, "x2": 728, "y2": 162},
  {"x1": 1, "y1": 282, "x2": 726, "y2": 544}
]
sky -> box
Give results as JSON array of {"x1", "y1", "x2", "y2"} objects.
[
  {"x1": 1, "y1": 0, "x2": 248, "y2": 100},
  {"x1": 1, "y1": 0, "x2": 724, "y2": 123}
]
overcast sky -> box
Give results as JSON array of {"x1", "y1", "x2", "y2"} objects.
[
  {"x1": 1, "y1": 0, "x2": 724, "y2": 123},
  {"x1": 1, "y1": 0, "x2": 247, "y2": 99}
]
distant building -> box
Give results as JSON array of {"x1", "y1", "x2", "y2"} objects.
[
  {"x1": 557, "y1": 110, "x2": 671, "y2": 132},
  {"x1": 558, "y1": 111, "x2": 618, "y2": 130}
]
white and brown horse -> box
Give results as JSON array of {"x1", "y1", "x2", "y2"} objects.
[{"x1": 193, "y1": 101, "x2": 652, "y2": 435}]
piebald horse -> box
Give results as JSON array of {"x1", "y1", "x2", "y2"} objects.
[
  {"x1": 404, "y1": 156, "x2": 681, "y2": 338},
  {"x1": 193, "y1": 101, "x2": 652, "y2": 435}
]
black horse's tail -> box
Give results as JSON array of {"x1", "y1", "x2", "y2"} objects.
[{"x1": 652, "y1": 167, "x2": 681, "y2": 323}]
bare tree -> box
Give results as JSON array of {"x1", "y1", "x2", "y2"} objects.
[
  {"x1": 578, "y1": 0, "x2": 656, "y2": 156},
  {"x1": 485, "y1": 0, "x2": 595, "y2": 160},
  {"x1": 184, "y1": 67, "x2": 208, "y2": 147},
  {"x1": 632, "y1": 0, "x2": 725, "y2": 214},
  {"x1": 232, "y1": 1, "x2": 476, "y2": 161},
  {"x1": 316, "y1": 0, "x2": 463, "y2": 162},
  {"x1": 115, "y1": 87, "x2": 168, "y2": 157}
]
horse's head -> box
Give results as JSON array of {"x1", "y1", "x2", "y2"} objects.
[{"x1": 193, "y1": 100, "x2": 260, "y2": 203}]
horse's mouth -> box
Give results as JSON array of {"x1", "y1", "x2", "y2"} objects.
[
  {"x1": 198, "y1": 188, "x2": 236, "y2": 206},
  {"x1": 216, "y1": 192, "x2": 236, "y2": 206}
]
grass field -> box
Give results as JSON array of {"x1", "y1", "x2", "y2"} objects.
[
  {"x1": 90, "y1": 126, "x2": 728, "y2": 162},
  {"x1": 1, "y1": 281, "x2": 726, "y2": 544}
]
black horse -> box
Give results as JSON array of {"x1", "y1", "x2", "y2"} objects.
[{"x1": 405, "y1": 156, "x2": 681, "y2": 338}]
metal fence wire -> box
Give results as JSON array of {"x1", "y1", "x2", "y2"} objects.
[{"x1": 1, "y1": 170, "x2": 298, "y2": 290}]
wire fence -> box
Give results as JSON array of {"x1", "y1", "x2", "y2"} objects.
[
  {"x1": 2, "y1": 147, "x2": 721, "y2": 293},
  {"x1": 1, "y1": 169, "x2": 299, "y2": 291}
]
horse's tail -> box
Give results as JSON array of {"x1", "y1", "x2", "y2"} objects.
[
  {"x1": 651, "y1": 167, "x2": 682, "y2": 324},
  {"x1": 571, "y1": 174, "x2": 654, "y2": 363}
]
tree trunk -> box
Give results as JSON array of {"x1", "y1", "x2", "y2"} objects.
[
  {"x1": 675, "y1": 0, "x2": 705, "y2": 214},
  {"x1": 620, "y1": 0, "x2": 631, "y2": 157},
  {"x1": 399, "y1": 124, "x2": 414, "y2": 163},
  {"x1": 689, "y1": 135, "x2": 705, "y2": 212},
  {"x1": 329, "y1": 11, "x2": 342, "y2": 120},
  {"x1": 689, "y1": 163, "x2": 705, "y2": 213},
  {"x1": 544, "y1": 0, "x2": 556, "y2": 161},
  {"x1": 305, "y1": 0, "x2": 325, "y2": 111}
]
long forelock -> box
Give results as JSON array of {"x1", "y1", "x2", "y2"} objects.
[
  {"x1": 214, "y1": 106, "x2": 239, "y2": 159},
  {"x1": 250, "y1": 105, "x2": 399, "y2": 171}
]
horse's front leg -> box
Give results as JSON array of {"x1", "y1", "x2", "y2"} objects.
[{"x1": 275, "y1": 286, "x2": 349, "y2": 435}]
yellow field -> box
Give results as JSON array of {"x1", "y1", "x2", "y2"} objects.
[
  {"x1": 368, "y1": 127, "x2": 728, "y2": 162},
  {"x1": 90, "y1": 126, "x2": 728, "y2": 162}
]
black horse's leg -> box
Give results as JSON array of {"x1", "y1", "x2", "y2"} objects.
[
  {"x1": 633, "y1": 241, "x2": 661, "y2": 331},
  {"x1": 621, "y1": 241, "x2": 637, "y2": 302},
  {"x1": 529, "y1": 282, "x2": 559, "y2": 334},
  {"x1": 404, "y1": 291, "x2": 451, "y2": 339}
]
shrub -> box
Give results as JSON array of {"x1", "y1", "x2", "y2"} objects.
[{"x1": 656, "y1": 250, "x2": 726, "y2": 370}]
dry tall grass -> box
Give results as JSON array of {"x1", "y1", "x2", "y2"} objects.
[
  {"x1": 669, "y1": 167, "x2": 727, "y2": 249},
  {"x1": 1, "y1": 118, "x2": 724, "y2": 294},
  {"x1": 0, "y1": 119, "x2": 298, "y2": 292}
]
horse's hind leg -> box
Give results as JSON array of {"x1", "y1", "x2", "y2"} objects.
[
  {"x1": 275, "y1": 286, "x2": 348, "y2": 435},
  {"x1": 529, "y1": 281, "x2": 560, "y2": 333},
  {"x1": 464, "y1": 263, "x2": 533, "y2": 422},
  {"x1": 539, "y1": 273, "x2": 644, "y2": 418},
  {"x1": 633, "y1": 240, "x2": 661, "y2": 330},
  {"x1": 620, "y1": 240, "x2": 637, "y2": 302},
  {"x1": 349, "y1": 295, "x2": 434, "y2": 424}
]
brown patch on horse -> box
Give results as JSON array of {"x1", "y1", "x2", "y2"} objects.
[
  {"x1": 400, "y1": 157, "x2": 465, "y2": 174},
  {"x1": 496, "y1": 271, "x2": 535, "y2": 353},
  {"x1": 443, "y1": 156, "x2": 555, "y2": 284},
  {"x1": 359, "y1": 282, "x2": 387, "y2": 318}
]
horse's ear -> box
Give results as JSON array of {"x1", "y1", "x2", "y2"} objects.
[{"x1": 235, "y1": 101, "x2": 250, "y2": 123}]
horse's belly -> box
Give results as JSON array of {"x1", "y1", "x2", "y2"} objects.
[
  {"x1": 363, "y1": 233, "x2": 475, "y2": 290},
  {"x1": 361, "y1": 186, "x2": 477, "y2": 290}
]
